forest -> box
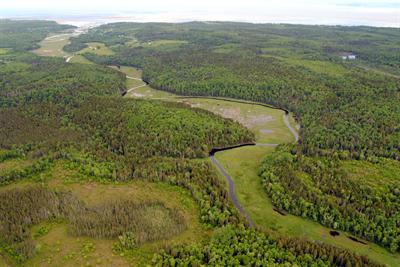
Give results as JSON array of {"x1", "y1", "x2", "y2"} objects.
[
  {"x1": 154, "y1": 225, "x2": 381, "y2": 267},
  {"x1": 260, "y1": 145, "x2": 400, "y2": 253},
  {"x1": 1, "y1": 20, "x2": 399, "y2": 266},
  {"x1": 0, "y1": 19, "x2": 74, "y2": 51},
  {"x1": 69, "y1": 22, "x2": 400, "y2": 160}
]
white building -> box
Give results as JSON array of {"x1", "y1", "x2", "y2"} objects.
[{"x1": 341, "y1": 53, "x2": 357, "y2": 60}]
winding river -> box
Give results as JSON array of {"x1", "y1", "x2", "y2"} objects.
[
  {"x1": 122, "y1": 71, "x2": 300, "y2": 226},
  {"x1": 208, "y1": 113, "x2": 298, "y2": 227}
]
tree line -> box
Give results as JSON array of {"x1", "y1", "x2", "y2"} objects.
[{"x1": 260, "y1": 145, "x2": 400, "y2": 253}]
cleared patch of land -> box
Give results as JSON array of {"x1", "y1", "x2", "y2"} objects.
[
  {"x1": 32, "y1": 33, "x2": 92, "y2": 64},
  {"x1": 214, "y1": 146, "x2": 400, "y2": 267},
  {"x1": 179, "y1": 98, "x2": 293, "y2": 144},
  {"x1": 32, "y1": 34, "x2": 71, "y2": 58},
  {"x1": 0, "y1": 158, "x2": 34, "y2": 176},
  {"x1": 78, "y1": 42, "x2": 114, "y2": 56},
  {"x1": 0, "y1": 48, "x2": 10, "y2": 55},
  {"x1": 342, "y1": 158, "x2": 400, "y2": 187},
  {"x1": 68, "y1": 55, "x2": 92, "y2": 64},
  {"x1": 130, "y1": 85, "x2": 177, "y2": 99},
  {"x1": 126, "y1": 39, "x2": 188, "y2": 49}
]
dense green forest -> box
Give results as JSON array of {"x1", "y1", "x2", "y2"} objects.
[
  {"x1": 260, "y1": 145, "x2": 400, "y2": 253},
  {"x1": 154, "y1": 225, "x2": 381, "y2": 267},
  {"x1": 69, "y1": 22, "x2": 400, "y2": 160},
  {"x1": 0, "y1": 19, "x2": 74, "y2": 51},
  {"x1": 0, "y1": 53, "x2": 125, "y2": 108}
]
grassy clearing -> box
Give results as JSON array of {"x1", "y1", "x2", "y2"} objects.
[
  {"x1": 32, "y1": 33, "x2": 92, "y2": 64},
  {"x1": 179, "y1": 98, "x2": 293, "y2": 144},
  {"x1": 0, "y1": 257, "x2": 10, "y2": 266},
  {"x1": 0, "y1": 48, "x2": 10, "y2": 55},
  {"x1": 78, "y1": 42, "x2": 114, "y2": 56},
  {"x1": 127, "y1": 39, "x2": 187, "y2": 49},
  {"x1": 212, "y1": 43, "x2": 241, "y2": 54},
  {"x1": 129, "y1": 85, "x2": 177, "y2": 99},
  {"x1": 0, "y1": 158, "x2": 33, "y2": 176},
  {"x1": 342, "y1": 158, "x2": 400, "y2": 186},
  {"x1": 282, "y1": 58, "x2": 348, "y2": 77},
  {"x1": 113, "y1": 65, "x2": 142, "y2": 78},
  {"x1": 68, "y1": 55, "x2": 93, "y2": 64},
  {"x1": 27, "y1": 224, "x2": 129, "y2": 267},
  {"x1": 127, "y1": 78, "x2": 146, "y2": 88},
  {"x1": 214, "y1": 146, "x2": 400, "y2": 267},
  {"x1": 117, "y1": 66, "x2": 181, "y2": 99},
  {"x1": 32, "y1": 34, "x2": 71, "y2": 58}
]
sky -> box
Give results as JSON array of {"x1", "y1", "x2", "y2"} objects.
[{"x1": 0, "y1": 0, "x2": 399, "y2": 27}]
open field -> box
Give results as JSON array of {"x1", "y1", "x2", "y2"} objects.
[
  {"x1": 32, "y1": 33, "x2": 92, "y2": 64},
  {"x1": 0, "y1": 158, "x2": 34, "y2": 176},
  {"x1": 68, "y1": 55, "x2": 92, "y2": 64},
  {"x1": 342, "y1": 158, "x2": 400, "y2": 186},
  {"x1": 32, "y1": 34, "x2": 71, "y2": 57},
  {"x1": 214, "y1": 146, "x2": 400, "y2": 267},
  {"x1": 129, "y1": 84, "x2": 177, "y2": 99},
  {"x1": 0, "y1": 48, "x2": 10, "y2": 54},
  {"x1": 126, "y1": 39, "x2": 188, "y2": 49},
  {"x1": 78, "y1": 42, "x2": 114, "y2": 56},
  {"x1": 0, "y1": 258, "x2": 10, "y2": 267},
  {"x1": 0, "y1": 161, "x2": 209, "y2": 266},
  {"x1": 110, "y1": 66, "x2": 176, "y2": 99},
  {"x1": 180, "y1": 98, "x2": 293, "y2": 144}
]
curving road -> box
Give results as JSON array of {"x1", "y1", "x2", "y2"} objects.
[
  {"x1": 125, "y1": 75, "x2": 149, "y2": 93},
  {"x1": 126, "y1": 76, "x2": 143, "y2": 81}
]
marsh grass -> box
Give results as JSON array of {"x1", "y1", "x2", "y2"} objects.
[
  {"x1": 69, "y1": 200, "x2": 186, "y2": 244},
  {"x1": 0, "y1": 185, "x2": 186, "y2": 262}
]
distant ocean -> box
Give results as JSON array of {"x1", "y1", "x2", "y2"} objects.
[{"x1": 1, "y1": 7, "x2": 399, "y2": 28}]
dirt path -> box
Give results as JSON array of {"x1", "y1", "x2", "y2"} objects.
[
  {"x1": 125, "y1": 75, "x2": 149, "y2": 94},
  {"x1": 66, "y1": 55, "x2": 74, "y2": 63},
  {"x1": 127, "y1": 84, "x2": 147, "y2": 93},
  {"x1": 126, "y1": 76, "x2": 143, "y2": 81},
  {"x1": 283, "y1": 113, "x2": 299, "y2": 142}
]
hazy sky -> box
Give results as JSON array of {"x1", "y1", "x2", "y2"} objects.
[{"x1": 1, "y1": 0, "x2": 399, "y2": 27}]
